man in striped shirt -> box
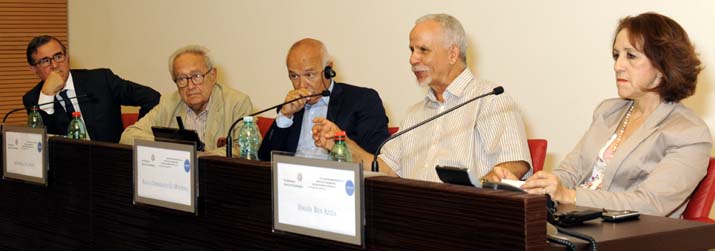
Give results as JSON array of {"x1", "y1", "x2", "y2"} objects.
[{"x1": 312, "y1": 14, "x2": 532, "y2": 183}]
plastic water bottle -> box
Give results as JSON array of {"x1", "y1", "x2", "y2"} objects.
[
  {"x1": 238, "y1": 116, "x2": 261, "y2": 160},
  {"x1": 27, "y1": 105, "x2": 44, "y2": 128},
  {"x1": 329, "y1": 131, "x2": 352, "y2": 162},
  {"x1": 67, "y1": 112, "x2": 87, "y2": 140}
]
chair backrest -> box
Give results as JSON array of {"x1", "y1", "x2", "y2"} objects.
[
  {"x1": 122, "y1": 113, "x2": 139, "y2": 129},
  {"x1": 683, "y1": 157, "x2": 715, "y2": 223},
  {"x1": 388, "y1": 127, "x2": 399, "y2": 136},
  {"x1": 527, "y1": 139, "x2": 547, "y2": 173},
  {"x1": 256, "y1": 116, "x2": 274, "y2": 138}
]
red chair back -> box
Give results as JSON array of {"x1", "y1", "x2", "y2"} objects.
[
  {"x1": 122, "y1": 113, "x2": 139, "y2": 129},
  {"x1": 388, "y1": 127, "x2": 399, "y2": 136},
  {"x1": 527, "y1": 139, "x2": 547, "y2": 173},
  {"x1": 683, "y1": 157, "x2": 715, "y2": 223},
  {"x1": 256, "y1": 116, "x2": 274, "y2": 138}
]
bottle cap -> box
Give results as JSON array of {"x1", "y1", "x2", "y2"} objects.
[
  {"x1": 72, "y1": 112, "x2": 81, "y2": 118},
  {"x1": 243, "y1": 116, "x2": 254, "y2": 122},
  {"x1": 334, "y1": 131, "x2": 346, "y2": 137}
]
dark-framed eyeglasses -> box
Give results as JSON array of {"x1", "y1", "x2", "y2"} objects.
[
  {"x1": 174, "y1": 68, "x2": 214, "y2": 87},
  {"x1": 33, "y1": 52, "x2": 66, "y2": 67}
]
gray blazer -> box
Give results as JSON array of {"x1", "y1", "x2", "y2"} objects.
[{"x1": 554, "y1": 98, "x2": 712, "y2": 217}]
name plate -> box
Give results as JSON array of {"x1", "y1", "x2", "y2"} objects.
[
  {"x1": 133, "y1": 139, "x2": 197, "y2": 213},
  {"x1": 2, "y1": 126, "x2": 48, "y2": 185},
  {"x1": 272, "y1": 154, "x2": 363, "y2": 246}
]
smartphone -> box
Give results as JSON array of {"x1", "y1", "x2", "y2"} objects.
[{"x1": 601, "y1": 209, "x2": 640, "y2": 222}]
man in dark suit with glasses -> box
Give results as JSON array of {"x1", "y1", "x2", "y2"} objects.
[{"x1": 22, "y1": 35, "x2": 160, "y2": 143}]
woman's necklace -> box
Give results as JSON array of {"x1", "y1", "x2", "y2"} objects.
[{"x1": 612, "y1": 104, "x2": 634, "y2": 153}]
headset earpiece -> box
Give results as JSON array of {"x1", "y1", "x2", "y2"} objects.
[{"x1": 323, "y1": 65, "x2": 336, "y2": 79}]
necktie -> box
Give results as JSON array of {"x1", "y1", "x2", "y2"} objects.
[{"x1": 58, "y1": 90, "x2": 75, "y2": 118}]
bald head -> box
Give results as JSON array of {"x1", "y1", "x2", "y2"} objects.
[
  {"x1": 286, "y1": 38, "x2": 330, "y2": 67},
  {"x1": 285, "y1": 38, "x2": 332, "y2": 104}
]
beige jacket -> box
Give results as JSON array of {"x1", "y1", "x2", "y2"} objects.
[
  {"x1": 554, "y1": 98, "x2": 712, "y2": 217},
  {"x1": 120, "y1": 84, "x2": 253, "y2": 156}
]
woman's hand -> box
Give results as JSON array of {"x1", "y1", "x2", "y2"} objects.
[{"x1": 522, "y1": 171, "x2": 576, "y2": 204}]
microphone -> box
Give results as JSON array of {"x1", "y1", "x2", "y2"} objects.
[
  {"x1": 226, "y1": 89, "x2": 331, "y2": 158},
  {"x1": 370, "y1": 86, "x2": 504, "y2": 172},
  {"x1": 1, "y1": 94, "x2": 90, "y2": 124},
  {"x1": 176, "y1": 116, "x2": 185, "y2": 130}
]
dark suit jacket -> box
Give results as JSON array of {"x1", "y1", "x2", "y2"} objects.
[
  {"x1": 22, "y1": 68, "x2": 160, "y2": 143},
  {"x1": 258, "y1": 82, "x2": 389, "y2": 160}
]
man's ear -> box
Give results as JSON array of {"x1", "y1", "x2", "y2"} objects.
[
  {"x1": 210, "y1": 67, "x2": 218, "y2": 78},
  {"x1": 28, "y1": 65, "x2": 40, "y2": 78},
  {"x1": 448, "y1": 45, "x2": 460, "y2": 65}
]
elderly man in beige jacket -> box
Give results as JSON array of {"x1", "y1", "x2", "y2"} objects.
[{"x1": 120, "y1": 45, "x2": 253, "y2": 156}]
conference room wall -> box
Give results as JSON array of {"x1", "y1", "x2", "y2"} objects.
[{"x1": 67, "y1": 1, "x2": 715, "y2": 173}]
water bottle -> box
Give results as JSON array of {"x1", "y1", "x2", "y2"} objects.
[
  {"x1": 329, "y1": 131, "x2": 352, "y2": 162},
  {"x1": 237, "y1": 116, "x2": 261, "y2": 160},
  {"x1": 67, "y1": 112, "x2": 87, "y2": 140},
  {"x1": 27, "y1": 105, "x2": 44, "y2": 128}
]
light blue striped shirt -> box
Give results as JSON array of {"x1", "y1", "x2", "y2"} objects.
[
  {"x1": 275, "y1": 82, "x2": 334, "y2": 159},
  {"x1": 380, "y1": 70, "x2": 532, "y2": 182}
]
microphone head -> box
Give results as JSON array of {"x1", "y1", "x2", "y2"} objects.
[
  {"x1": 320, "y1": 90, "x2": 331, "y2": 97},
  {"x1": 493, "y1": 86, "x2": 504, "y2": 95}
]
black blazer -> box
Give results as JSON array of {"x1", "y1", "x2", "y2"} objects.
[
  {"x1": 258, "y1": 82, "x2": 390, "y2": 160},
  {"x1": 22, "y1": 68, "x2": 160, "y2": 143}
]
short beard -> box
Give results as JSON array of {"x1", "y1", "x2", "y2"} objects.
[{"x1": 416, "y1": 77, "x2": 431, "y2": 88}]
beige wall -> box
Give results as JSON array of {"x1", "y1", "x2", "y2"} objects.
[{"x1": 68, "y1": 0, "x2": 715, "y2": 216}]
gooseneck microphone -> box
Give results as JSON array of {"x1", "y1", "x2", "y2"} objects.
[
  {"x1": 226, "y1": 90, "x2": 331, "y2": 158},
  {"x1": 1, "y1": 94, "x2": 90, "y2": 124},
  {"x1": 370, "y1": 86, "x2": 504, "y2": 172}
]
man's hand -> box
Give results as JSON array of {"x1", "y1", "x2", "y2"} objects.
[
  {"x1": 312, "y1": 117, "x2": 343, "y2": 150},
  {"x1": 40, "y1": 71, "x2": 66, "y2": 96},
  {"x1": 482, "y1": 165, "x2": 519, "y2": 182},
  {"x1": 279, "y1": 89, "x2": 313, "y2": 117},
  {"x1": 481, "y1": 161, "x2": 529, "y2": 182}
]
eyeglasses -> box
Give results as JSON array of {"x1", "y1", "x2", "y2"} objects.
[
  {"x1": 33, "y1": 53, "x2": 66, "y2": 67},
  {"x1": 174, "y1": 68, "x2": 213, "y2": 87}
]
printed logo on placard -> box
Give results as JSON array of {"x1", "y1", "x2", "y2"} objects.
[
  {"x1": 297, "y1": 173, "x2": 303, "y2": 182},
  {"x1": 345, "y1": 180, "x2": 355, "y2": 196},
  {"x1": 37, "y1": 142, "x2": 42, "y2": 152},
  {"x1": 184, "y1": 159, "x2": 190, "y2": 173}
]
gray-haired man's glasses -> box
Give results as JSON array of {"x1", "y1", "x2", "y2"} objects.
[{"x1": 174, "y1": 68, "x2": 213, "y2": 87}]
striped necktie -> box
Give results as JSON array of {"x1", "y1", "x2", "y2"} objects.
[{"x1": 58, "y1": 89, "x2": 75, "y2": 118}]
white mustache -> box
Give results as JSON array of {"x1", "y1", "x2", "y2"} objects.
[{"x1": 412, "y1": 66, "x2": 429, "y2": 72}]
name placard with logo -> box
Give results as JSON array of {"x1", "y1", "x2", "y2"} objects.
[
  {"x1": 2, "y1": 126, "x2": 48, "y2": 185},
  {"x1": 272, "y1": 154, "x2": 364, "y2": 246},
  {"x1": 133, "y1": 139, "x2": 197, "y2": 214}
]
